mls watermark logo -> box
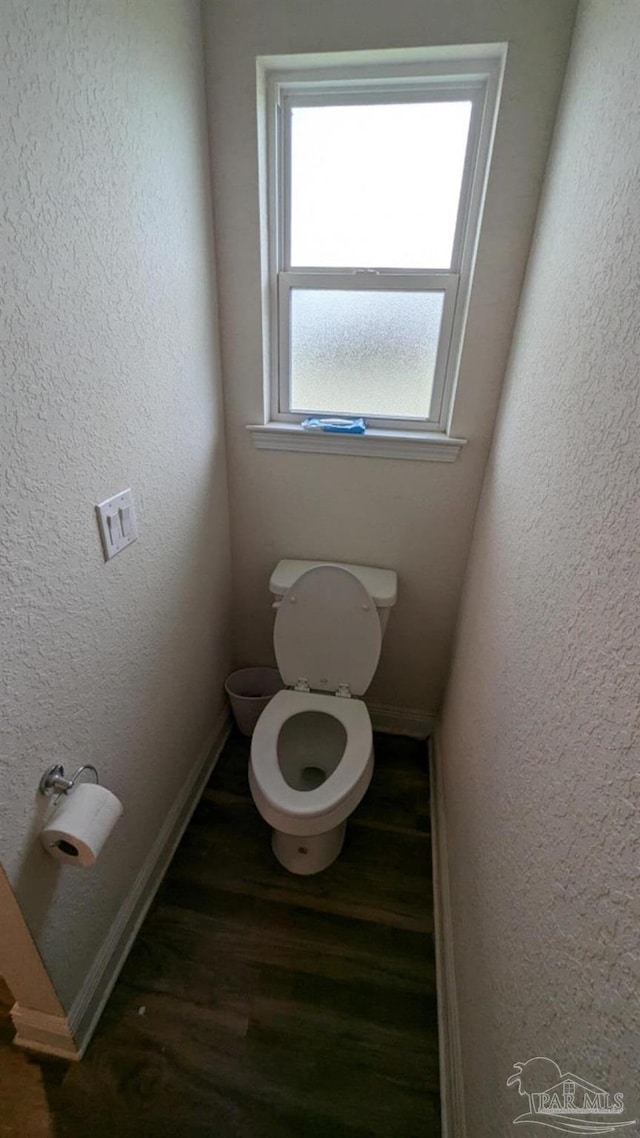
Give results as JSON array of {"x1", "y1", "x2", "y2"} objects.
[{"x1": 507, "y1": 1057, "x2": 636, "y2": 1133}]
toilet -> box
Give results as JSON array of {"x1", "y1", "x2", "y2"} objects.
[{"x1": 249, "y1": 560, "x2": 397, "y2": 874}]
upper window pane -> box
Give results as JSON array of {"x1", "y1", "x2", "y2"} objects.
[{"x1": 289, "y1": 100, "x2": 472, "y2": 270}]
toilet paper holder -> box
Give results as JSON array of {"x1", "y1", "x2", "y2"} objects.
[{"x1": 39, "y1": 763, "x2": 100, "y2": 799}]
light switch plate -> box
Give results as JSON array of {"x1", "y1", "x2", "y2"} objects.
[{"x1": 96, "y1": 489, "x2": 138, "y2": 561}]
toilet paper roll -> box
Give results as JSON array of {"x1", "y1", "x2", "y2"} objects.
[{"x1": 40, "y1": 783, "x2": 123, "y2": 866}]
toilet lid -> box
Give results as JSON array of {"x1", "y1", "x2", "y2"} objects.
[{"x1": 274, "y1": 565, "x2": 382, "y2": 696}]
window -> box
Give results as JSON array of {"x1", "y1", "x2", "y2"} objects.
[{"x1": 254, "y1": 48, "x2": 506, "y2": 459}]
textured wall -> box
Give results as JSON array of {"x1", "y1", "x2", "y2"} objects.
[
  {"x1": 440, "y1": 1, "x2": 640, "y2": 1131},
  {"x1": 203, "y1": 0, "x2": 577, "y2": 716},
  {"x1": 0, "y1": 0, "x2": 231, "y2": 1010}
]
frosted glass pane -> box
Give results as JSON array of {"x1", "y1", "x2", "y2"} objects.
[
  {"x1": 289, "y1": 289, "x2": 445, "y2": 418},
  {"x1": 290, "y1": 101, "x2": 472, "y2": 269}
]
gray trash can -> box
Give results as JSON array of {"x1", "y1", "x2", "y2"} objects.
[{"x1": 224, "y1": 667, "x2": 284, "y2": 737}]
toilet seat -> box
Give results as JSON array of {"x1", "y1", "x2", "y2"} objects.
[
  {"x1": 250, "y1": 690, "x2": 373, "y2": 828},
  {"x1": 274, "y1": 565, "x2": 381, "y2": 696}
]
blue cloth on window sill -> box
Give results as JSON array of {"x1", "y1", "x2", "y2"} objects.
[{"x1": 301, "y1": 417, "x2": 366, "y2": 434}]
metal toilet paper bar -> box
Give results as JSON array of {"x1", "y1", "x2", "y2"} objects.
[{"x1": 39, "y1": 763, "x2": 100, "y2": 800}]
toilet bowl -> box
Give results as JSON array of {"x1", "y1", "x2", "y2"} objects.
[
  {"x1": 248, "y1": 561, "x2": 397, "y2": 874},
  {"x1": 250, "y1": 690, "x2": 373, "y2": 873}
]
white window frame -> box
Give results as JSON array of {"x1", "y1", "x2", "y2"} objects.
[{"x1": 253, "y1": 48, "x2": 506, "y2": 459}]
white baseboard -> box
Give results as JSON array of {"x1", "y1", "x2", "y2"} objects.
[
  {"x1": 10, "y1": 706, "x2": 231, "y2": 1061},
  {"x1": 430, "y1": 728, "x2": 467, "y2": 1138},
  {"x1": 367, "y1": 700, "x2": 435, "y2": 739},
  {"x1": 11, "y1": 1004, "x2": 78, "y2": 1060}
]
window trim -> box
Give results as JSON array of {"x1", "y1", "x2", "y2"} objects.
[
  {"x1": 247, "y1": 421, "x2": 466, "y2": 463},
  {"x1": 255, "y1": 47, "x2": 507, "y2": 456}
]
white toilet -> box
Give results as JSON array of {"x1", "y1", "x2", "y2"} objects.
[{"x1": 249, "y1": 559, "x2": 397, "y2": 874}]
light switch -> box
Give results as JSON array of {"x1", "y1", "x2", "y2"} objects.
[{"x1": 96, "y1": 489, "x2": 138, "y2": 561}]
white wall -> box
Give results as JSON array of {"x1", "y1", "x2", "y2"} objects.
[
  {"x1": 439, "y1": 1, "x2": 640, "y2": 1130},
  {"x1": 203, "y1": 0, "x2": 577, "y2": 717},
  {"x1": 0, "y1": 0, "x2": 231, "y2": 1012}
]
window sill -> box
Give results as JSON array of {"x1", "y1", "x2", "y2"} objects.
[{"x1": 247, "y1": 422, "x2": 466, "y2": 462}]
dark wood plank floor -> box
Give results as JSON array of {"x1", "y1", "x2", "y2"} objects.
[{"x1": 0, "y1": 730, "x2": 440, "y2": 1137}]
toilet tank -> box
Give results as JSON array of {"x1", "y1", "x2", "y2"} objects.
[{"x1": 269, "y1": 560, "x2": 397, "y2": 637}]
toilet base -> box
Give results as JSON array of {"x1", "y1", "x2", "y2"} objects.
[{"x1": 271, "y1": 821, "x2": 347, "y2": 875}]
